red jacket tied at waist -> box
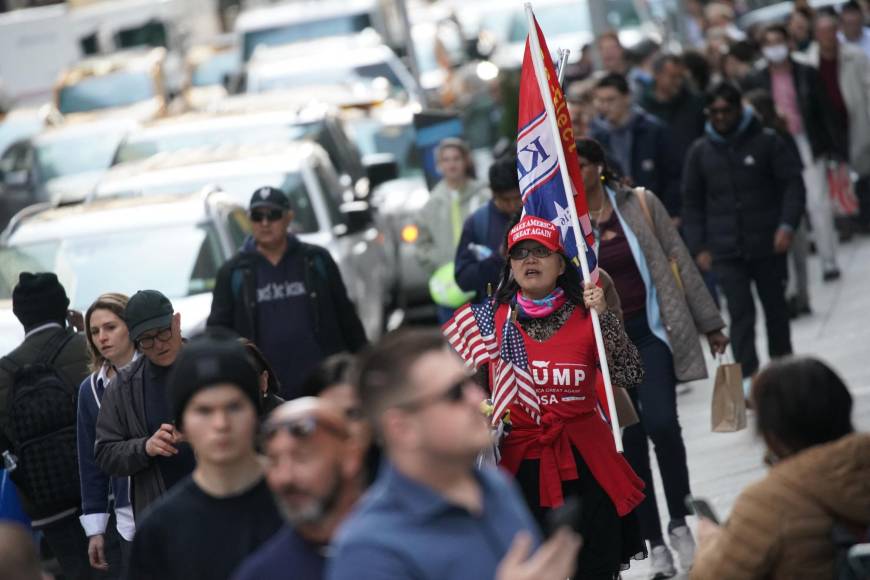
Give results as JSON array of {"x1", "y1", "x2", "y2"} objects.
[{"x1": 499, "y1": 411, "x2": 645, "y2": 516}]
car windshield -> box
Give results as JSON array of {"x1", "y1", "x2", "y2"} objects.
[
  {"x1": 242, "y1": 13, "x2": 372, "y2": 61},
  {"x1": 345, "y1": 117, "x2": 420, "y2": 178},
  {"x1": 191, "y1": 51, "x2": 237, "y2": 87},
  {"x1": 0, "y1": 223, "x2": 221, "y2": 308},
  {"x1": 101, "y1": 171, "x2": 320, "y2": 233},
  {"x1": 35, "y1": 129, "x2": 129, "y2": 181},
  {"x1": 57, "y1": 71, "x2": 156, "y2": 115},
  {"x1": 115, "y1": 121, "x2": 318, "y2": 165},
  {"x1": 251, "y1": 61, "x2": 405, "y2": 96}
]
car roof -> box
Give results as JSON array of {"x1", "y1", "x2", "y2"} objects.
[
  {"x1": 235, "y1": 0, "x2": 375, "y2": 32},
  {"x1": 738, "y1": 0, "x2": 846, "y2": 29},
  {"x1": 58, "y1": 47, "x2": 166, "y2": 86},
  {"x1": 33, "y1": 117, "x2": 140, "y2": 144},
  {"x1": 125, "y1": 102, "x2": 331, "y2": 140},
  {"x1": 98, "y1": 141, "x2": 317, "y2": 192},
  {"x1": 5, "y1": 191, "x2": 226, "y2": 246},
  {"x1": 248, "y1": 43, "x2": 396, "y2": 76}
]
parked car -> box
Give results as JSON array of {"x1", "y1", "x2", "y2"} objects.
[
  {"x1": 52, "y1": 47, "x2": 169, "y2": 122},
  {"x1": 244, "y1": 35, "x2": 424, "y2": 105},
  {"x1": 234, "y1": 0, "x2": 396, "y2": 64},
  {"x1": 94, "y1": 140, "x2": 390, "y2": 338},
  {"x1": 111, "y1": 102, "x2": 391, "y2": 200},
  {"x1": 0, "y1": 189, "x2": 246, "y2": 356},
  {"x1": 0, "y1": 117, "x2": 137, "y2": 227},
  {"x1": 182, "y1": 36, "x2": 238, "y2": 111}
]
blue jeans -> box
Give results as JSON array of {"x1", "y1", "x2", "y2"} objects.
[{"x1": 622, "y1": 312, "x2": 691, "y2": 544}]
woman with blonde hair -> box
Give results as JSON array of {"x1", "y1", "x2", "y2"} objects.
[{"x1": 76, "y1": 292, "x2": 137, "y2": 576}]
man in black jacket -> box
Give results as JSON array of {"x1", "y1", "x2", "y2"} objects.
[
  {"x1": 207, "y1": 187, "x2": 367, "y2": 400},
  {"x1": 0, "y1": 273, "x2": 91, "y2": 579},
  {"x1": 590, "y1": 72, "x2": 683, "y2": 219},
  {"x1": 744, "y1": 24, "x2": 843, "y2": 281},
  {"x1": 682, "y1": 82, "x2": 805, "y2": 382}
]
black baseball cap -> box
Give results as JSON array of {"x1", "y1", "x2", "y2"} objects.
[
  {"x1": 125, "y1": 290, "x2": 174, "y2": 342},
  {"x1": 249, "y1": 186, "x2": 290, "y2": 212}
]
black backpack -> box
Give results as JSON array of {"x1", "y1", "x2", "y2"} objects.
[{"x1": 1, "y1": 329, "x2": 81, "y2": 518}]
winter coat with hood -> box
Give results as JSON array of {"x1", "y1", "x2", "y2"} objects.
[
  {"x1": 682, "y1": 110, "x2": 806, "y2": 261},
  {"x1": 691, "y1": 432, "x2": 870, "y2": 580}
]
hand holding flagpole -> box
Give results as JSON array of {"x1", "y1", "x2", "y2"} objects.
[{"x1": 522, "y1": 2, "x2": 623, "y2": 452}]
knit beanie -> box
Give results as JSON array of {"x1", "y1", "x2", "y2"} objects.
[
  {"x1": 12, "y1": 272, "x2": 70, "y2": 330},
  {"x1": 167, "y1": 336, "x2": 260, "y2": 428}
]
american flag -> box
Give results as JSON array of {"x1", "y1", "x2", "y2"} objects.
[
  {"x1": 493, "y1": 312, "x2": 540, "y2": 425},
  {"x1": 442, "y1": 300, "x2": 499, "y2": 370}
]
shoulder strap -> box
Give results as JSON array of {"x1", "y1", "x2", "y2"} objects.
[
  {"x1": 40, "y1": 329, "x2": 76, "y2": 366},
  {"x1": 634, "y1": 187, "x2": 655, "y2": 233},
  {"x1": 471, "y1": 205, "x2": 490, "y2": 243}
]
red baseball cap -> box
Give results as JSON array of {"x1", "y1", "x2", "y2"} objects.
[{"x1": 507, "y1": 216, "x2": 563, "y2": 252}]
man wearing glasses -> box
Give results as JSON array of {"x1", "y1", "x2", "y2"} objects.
[
  {"x1": 208, "y1": 186, "x2": 367, "y2": 400},
  {"x1": 233, "y1": 397, "x2": 365, "y2": 580},
  {"x1": 682, "y1": 81, "x2": 805, "y2": 392},
  {"x1": 96, "y1": 290, "x2": 195, "y2": 517},
  {"x1": 328, "y1": 329, "x2": 582, "y2": 580},
  {"x1": 127, "y1": 336, "x2": 282, "y2": 580}
]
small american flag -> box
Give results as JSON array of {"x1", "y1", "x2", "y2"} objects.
[
  {"x1": 493, "y1": 311, "x2": 540, "y2": 425},
  {"x1": 442, "y1": 300, "x2": 499, "y2": 370}
]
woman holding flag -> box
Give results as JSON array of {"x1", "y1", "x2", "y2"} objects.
[
  {"x1": 487, "y1": 214, "x2": 648, "y2": 579},
  {"x1": 576, "y1": 137, "x2": 729, "y2": 577}
]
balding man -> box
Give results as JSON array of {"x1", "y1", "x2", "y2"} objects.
[{"x1": 232, "y1": 397, "x2": 366, "y2": 580}]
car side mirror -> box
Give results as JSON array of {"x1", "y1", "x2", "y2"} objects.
[
  {"x1": 337, "y1": 200, "x2": 373, "y2": 235},
  {"x1": 363, "y1": 153, "x2": 399, "y2": 191}
]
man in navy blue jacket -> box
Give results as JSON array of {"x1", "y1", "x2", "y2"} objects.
[
  {"x1": 591, "y1": 72, "x2": 683, "y2": 219},
  {"x1": 454, "y1": 155, "x2": 523, "y2": 303}
]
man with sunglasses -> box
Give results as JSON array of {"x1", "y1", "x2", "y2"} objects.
[
  {"x1": 208, "y1": 186, "x2": 367, "y2": 400},
  {"x1": 128, "y1": 335, "x2": 282, "y2": 580},
  {"x1": 95, "y1": 290, "x2": 195, "y2": 517},
  {"x1": 233, "y1": 397, "x2": 365, "y2": 580},
  {"x1": 328, "y1": 329, "x2": 581, "y2": 580},
  {"x1": 682, "y1": 81, "x2": 804, "y2": 390}
]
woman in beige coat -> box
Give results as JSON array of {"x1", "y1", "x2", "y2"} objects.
[
  {"x1": 692, "y1": 357, "x2": 870, "y2": 580},
  {"x1": 576, "y1": 138, "x2": 728, "y2": 577}
]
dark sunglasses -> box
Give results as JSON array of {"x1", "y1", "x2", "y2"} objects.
[
  {"x1": 137, "y1": 327, "x2": 172, "y2": 350},
  {"x1": 397, "y1": 377, "x2": 475, "y2": 412},
  {"x1": 250, "y1": 209, "x2": 285, "y2": 223},
  {"x1": 261, "y1": 415, "x2": 348, "y2": 442},
  {"x1": 509, "y1": 246, "x2": 553, "y2": 260}
]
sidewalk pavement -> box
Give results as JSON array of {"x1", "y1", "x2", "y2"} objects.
[{"x1": 622, "y1": 234, "x2": 870, "y2": 580}]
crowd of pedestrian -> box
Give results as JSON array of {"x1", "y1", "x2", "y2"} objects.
[{"x1": 0, "y1": 2, "x2": 869, "y2": 580}]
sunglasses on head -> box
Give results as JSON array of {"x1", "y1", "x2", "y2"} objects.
[
  {"x1": 396, "y1": 377, "x2": 475, "y2": 412},
  {"x1": 260, "y1": 415, "x2": 347, "y2": 442},
  {"x1": 509, "y1": 246, "x2": 554, "y2": 260},
  {"x1": 250, "y1": 209, "x2": 285, "y2": 223}
]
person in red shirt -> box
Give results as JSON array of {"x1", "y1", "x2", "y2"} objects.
[{"x1": 491, "y1": 216, "x2": 647, "y2": 580}]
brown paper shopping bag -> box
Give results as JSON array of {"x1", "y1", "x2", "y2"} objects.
[{"x1": 711, "y1": 356, "x2": 746, "y2": 432}]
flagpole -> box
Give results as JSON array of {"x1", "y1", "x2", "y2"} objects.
[{"x1": 524, "y1": 2, "x2": 623, "y2": 452}]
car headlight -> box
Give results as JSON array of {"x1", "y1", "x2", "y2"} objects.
[
  {"x1": 476, "y1": 60, "x2": 499, "y2": 82},
  {"x1": 401, "y1": 224, "x2": 419, "y2": 243}
]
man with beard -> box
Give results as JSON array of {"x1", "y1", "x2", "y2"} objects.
[
  {"x1": 127, "y1": 336, "x2": 282, "y2": 580},
  {"x1": 232, "y1": 397, "x2": 365, "y2": 580}
]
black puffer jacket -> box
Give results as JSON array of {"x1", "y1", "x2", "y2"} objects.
[
  {"x1": 639, "y1": 86, "x2": 706, "y2": 168},
  {"x1": 682, "y1": 112, "x2": 805, "y2": 260},
  {"x1": 207, "y1": 235, "x2": 367, "y2": 356}
]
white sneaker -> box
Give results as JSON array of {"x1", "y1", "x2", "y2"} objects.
[
  {"x1": 668, "y1": 525, "x2": 696, "y2": 570},
  {"x1": 649, "y1": 545, "x2": 677, "y2": 579}
]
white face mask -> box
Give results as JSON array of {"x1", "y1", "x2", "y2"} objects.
[{"x1": 763, "y1": 44, "x2": 789, "y2": 64}]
